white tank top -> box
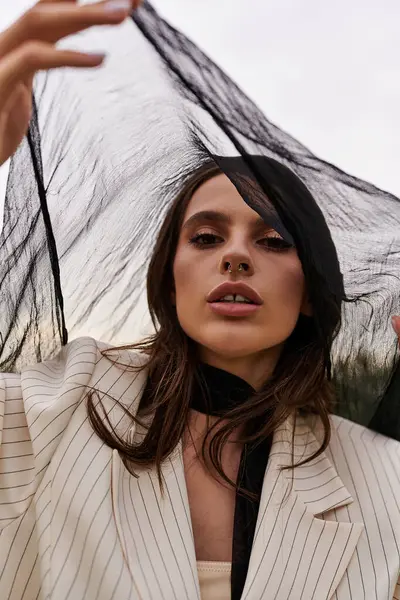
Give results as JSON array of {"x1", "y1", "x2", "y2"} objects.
[{"x1": 197, "y1": 561, "x2": 232, "y2": 600}]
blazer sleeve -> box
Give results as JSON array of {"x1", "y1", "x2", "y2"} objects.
[{"x1": 0, "y1": 337, "x2": 97, "y2": 530}]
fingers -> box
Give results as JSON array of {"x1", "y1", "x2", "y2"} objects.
[
  {"x1": 0, "y1": 1, "x2": 134, "y2": 57},
  {"x1": 0, "y1": 41, "x2": 105, "y2": 109}
]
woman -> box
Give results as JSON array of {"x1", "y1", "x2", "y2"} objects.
[{"x1": 1, "y1": 2, "x2": 400, "y2": 600}]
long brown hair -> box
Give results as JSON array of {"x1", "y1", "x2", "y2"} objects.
[{"x1": 87, "y1": 161, "x2": 337, "y2": 496}]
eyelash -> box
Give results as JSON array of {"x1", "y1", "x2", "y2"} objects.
[{"x1": 189, "y1": 232, "x2": 293, "y2": 252}]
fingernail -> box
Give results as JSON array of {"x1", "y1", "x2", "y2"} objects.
[
  {"x1": 104, "y1": 0, "x2": 132, "y2": 14},
  {"x1": 85, "y1": 53, "x2": 107, "y2": 66},
  {"x1": 391, "y1": 315, "x2": 400, "y2": 334},
  {"x1": 86, "y1": 52, "x2": 107, "y2": 59}
]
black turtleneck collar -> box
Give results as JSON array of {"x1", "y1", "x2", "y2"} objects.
[{"x1": 191, "y1": 363, "x2": 255, "y2": 416}]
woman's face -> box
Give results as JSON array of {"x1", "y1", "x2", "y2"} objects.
[{"x1": 173, "y1": 174, "x2": 309, "y2": 365}]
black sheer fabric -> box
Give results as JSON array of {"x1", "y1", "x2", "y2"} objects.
[
  {"x1": 189, "y1": 363, "x2": 272, "y2": 600},
  {"x1": 1, "y1": 1, "x2": 400, "y2": 438}
]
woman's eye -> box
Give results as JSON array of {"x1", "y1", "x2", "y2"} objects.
[
  {"x1": 259, "y1": 237, "x2": 293, "y2": 252},
  {"x1": 189, "y1": 233, "x2": 222, "y2": 247}
]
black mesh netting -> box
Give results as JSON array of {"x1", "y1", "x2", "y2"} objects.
[{"x1": 1, "y1": 1, "x2": 400, "y2": 437}]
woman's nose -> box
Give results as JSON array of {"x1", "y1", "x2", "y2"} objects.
[{"x1": 219, "y1": 254, "x2": 254, "y2": 276}]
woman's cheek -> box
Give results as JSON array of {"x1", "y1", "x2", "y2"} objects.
[
  {"x1": 173, "y1": 250, "x2": 204, "y2": 340},
  {"x1": 173, "y1": 247, "x2": 202, "y2": 308},
  {"x1": 263, "y1": 257, "x2": 305, "y2": 313}
]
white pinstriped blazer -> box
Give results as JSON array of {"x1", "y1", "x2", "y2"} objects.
[{"x1": 1, "y1": 337, "x2": 400, "y2": 600}]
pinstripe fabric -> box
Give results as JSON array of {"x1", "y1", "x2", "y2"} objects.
[{"x1": 0, "y1": 337, "x2": 400, "y2": 599}]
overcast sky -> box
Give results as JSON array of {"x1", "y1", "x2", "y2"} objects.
[{"x1": 1, "y1": 0, "x2": 400, "y2": 201}]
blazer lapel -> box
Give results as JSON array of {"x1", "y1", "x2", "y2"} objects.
[
  {"x1": 104, "y1": 349, "x2": 199, "y2": 600},
  {"x1": 111, "y1": 440, "x2": 200, "y2": 600},
  {"x1": 241, "y1": 415, "x2": 364, "y2": 600}
]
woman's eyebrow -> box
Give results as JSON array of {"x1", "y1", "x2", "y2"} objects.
[
  {"x1": 182, "y1": 210, "x2": 268, "y2": 230},
  {"x1": 182, "y1": 210, "x2": 231, "y2": 230}
]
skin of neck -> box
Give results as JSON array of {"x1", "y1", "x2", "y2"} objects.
[{"x1": 198, "y1": 342, "x2": 283, "y2": 391}]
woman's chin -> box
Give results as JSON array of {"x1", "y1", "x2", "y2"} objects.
[
  {"x1": 183, "y1": 319, "x2": 283, "y2": 360},
  {"x1": 196, "y1": 332, "x2": 272, "y2": 361}
]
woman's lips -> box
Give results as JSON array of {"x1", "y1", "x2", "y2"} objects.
[{"x1": 208, "y1": 302, "x2": 260, "y2": 317}]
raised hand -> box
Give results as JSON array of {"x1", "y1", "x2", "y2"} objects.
[{"x1": 0, "y1": 0, "x2": 141, "y2": 166}]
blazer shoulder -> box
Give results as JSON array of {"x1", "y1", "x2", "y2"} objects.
[
  {"x1": 20, "y1": 336, "x2": 99, "y2": 396},
  {"x1": 329, "y1": 413, "x2": 400, "y2": 473},
  {"x1": 0, "y1": 337, "x2": 99, "y2": 526},
  {"x1": 19, "y1": 337, "x2": 100, "y2": 470}
]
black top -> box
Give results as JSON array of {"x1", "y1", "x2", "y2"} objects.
[{"x1": 191, "y1": 363, "x2": 272, "y2": 600}]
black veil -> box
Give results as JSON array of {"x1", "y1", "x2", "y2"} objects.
[{"x1": 1, "y1": 1, "x2": 400, "y2": 438}]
